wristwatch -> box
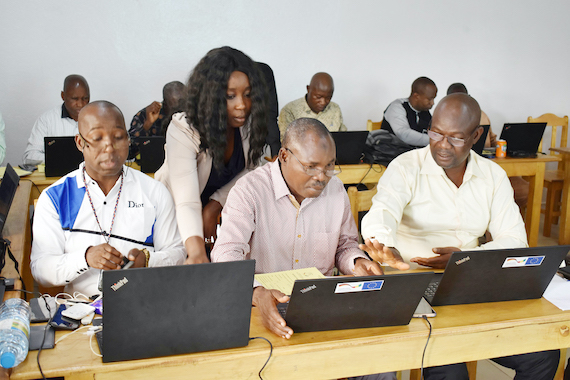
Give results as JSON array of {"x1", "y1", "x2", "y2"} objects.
[{"x1": 141, "y1": 248, "x2": 150, "y2": 267}]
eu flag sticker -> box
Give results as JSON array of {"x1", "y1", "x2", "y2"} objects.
[
  {"x1": 525, "y1": 256, "x2": 545, "y2": 266},
  {"x1": 502, "y1": 256, "x2": 545, "y2": 268},
  {"x1": 335, "y1": 280, "x2": 384, "y2": 293}
]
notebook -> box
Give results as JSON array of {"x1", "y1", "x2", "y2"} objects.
[
  {"x1": 471, "y1": 124, "x2": 490, "y2": 155},
  {"x1": 277, "y1": 272, "x2": 433, "y2": 333},
  {"x1": 499, "y1": 123, "x2": 547, "y2": 158},
  {"x1": 136, "y1": 136, "x2": 166, "y2": 173},
  {"x1": 99, "y1": 260, "x2": 255, "y2": 363},
  {"x1": 44, "y1": 136, "x2": 84, "y2": 177},
  {"x1": 0, "y1": 164, "x2": 20, "y2": 300},
  {"x1": 331, "y1": 131, "x2": 369, "y2": 165},
  {"x1": 424, "y1": 246, "x2": 570, "y2": 307}
]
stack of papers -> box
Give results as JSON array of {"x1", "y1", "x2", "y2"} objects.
[
  {"x1": 543, "y1": 274, "x2": 570, "y2": 311},
  {"x1": 254, "y1": 267, "x2": 325, "y2": 295},
  {"x1": 0, "y1": 166, "x2": 32, "y2": 178}
]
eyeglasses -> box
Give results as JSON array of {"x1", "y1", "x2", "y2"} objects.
[
  {"x1": 78, "y1": 131, "x2": 130, "y2": 151},
  {"x1": 285, "y1": 148, "x2": 341, "y2": 177},
  {"x1": 427, "y1": 129, "x2": 476, "y2": 147}
]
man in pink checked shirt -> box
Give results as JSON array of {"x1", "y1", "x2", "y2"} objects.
[{"x1": 211, "y1": 118, "x2": 407, "y2": 341}]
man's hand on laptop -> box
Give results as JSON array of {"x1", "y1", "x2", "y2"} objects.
[
  {"x1": 353, "y1": 258, "x2": 384, "y2": 276},
  {"x1": 85, "y1": 243, "x2": 123, "y2": 270},
  {"x1": 359, "y1": 238, "x2": 410, "y2": 271},
  {"x1": 252, "y1": 287, "x2": 293, "y2": 339},
  {"x1": 410, "y1": 246, "x2": 459, "y2": 269}
]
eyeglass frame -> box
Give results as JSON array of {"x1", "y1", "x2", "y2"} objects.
[
  {"x1": 285, "y1": 148, "x2": 341, "y2": 177},
  {"x1": 78, "y1": 130, "x2": 130, "y2": 151},
  {"x1": 427, "y1": 126, "x2": 480, "y2": 147}
]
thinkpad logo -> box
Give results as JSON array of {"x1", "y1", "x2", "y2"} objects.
[
  {"x1": 455, "y1": 256, "x2": 470, "y2": 265},
  {"x1": 300, "y1": 285, "x2": 316, "y2": 294},
  {"x1": 111, "y1": 277, "x2": 128, "y2": 291}
]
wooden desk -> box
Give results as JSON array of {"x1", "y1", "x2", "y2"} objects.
[
  {"x1": 10, "y1": 297, "x2": 570, "y2": 379},
  {"x1": 20, "y1": 171, "x2": 54, "y2": 198},
  {"x1": 549, "y1": 147, "x2": 570, "y2": 244},
  {"x1": 337, "y1": 164, "x2": 386, "y2": 185},
  {"x1": 2, "y1": 182, "x2": 33, "y2": 293},
  {"x1": 491, "y1": 155, "x2": 560, "y2": 247}
]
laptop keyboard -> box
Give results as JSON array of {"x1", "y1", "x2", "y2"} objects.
[{"x1": 424, "y1": 280, "x2": 440, "y2": 303}]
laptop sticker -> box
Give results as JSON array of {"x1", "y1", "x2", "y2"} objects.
[
  {"x1": 335, "y1": 280, "x2": 384, "y2": 294},
  {"x1": 502, "y1": 256, "x2": 545, "y2": 268}
]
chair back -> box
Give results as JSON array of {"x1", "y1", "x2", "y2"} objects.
[
  {"x1": 347, "y1": 186, "x2": 377, "y2": 229},
  {"x1": 528, "y1": 113, "x2": 568, "y2": 154},
  {"x1": 367, "y1": 119, "x2": 382, "y2": 131},
  {"x1": 528, "y1": 113, "x2": 568, "y2": 171}
]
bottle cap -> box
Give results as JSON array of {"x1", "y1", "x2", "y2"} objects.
[{"x1": 1, "y1": 352, "x2": 15, "y2": 368}]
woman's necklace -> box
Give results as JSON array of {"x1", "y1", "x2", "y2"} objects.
[{"x1": 82, "y1": 167, "x2": 124, "y2": 244}]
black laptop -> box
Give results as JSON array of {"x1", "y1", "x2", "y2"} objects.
[
  {"x1": 44, "y1": 136, "x2": 83, "y2": 177},
  {"x1": 331, "y1": 131, "x2": 369, "y2": 165},
  {"x1": 0, "y1": 164, "x2": 19, "y2": 232},
  {"x1": 424, "y1": 246, "x2": 569, "y2": 307},
  {"x1": 499, "y1": 123, "x2": 547, "y2": 158},
  {"x1": 0, "y1": 164, "x2": 20, "y2": 299},
  {"x1": 471, "y1": 124, "x2": 490, "y2": 155},
  {"x1": 99, "y1": 260, "x2": 255, "y2": 363},
  {"x1": 136, "y1": 136, "x2": 166, "y2": 173},
  {"x1": 277, "y1": 272, "x2": 433, "y2": 333}
]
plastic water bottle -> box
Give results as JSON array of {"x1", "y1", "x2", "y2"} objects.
[{"x1": 0, "y1": 298, "x2": 31, "y2": 368}]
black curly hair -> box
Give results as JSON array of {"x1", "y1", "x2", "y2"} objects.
[{"x1": 185, "y1": 46, "x2": 268, "y2": 170}]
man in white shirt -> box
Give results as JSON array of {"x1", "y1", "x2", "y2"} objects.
[
  {"x1": 446, "y1": 82, "x2": 529, "y2": 211},
  {"x1": 31, "y1": 101, "x2": 185, "y2": 298},
  {"x1": 23, "y1": 75, "x2": 90, "y2": 165},
  {"x1": 361, "y1": 93, "x2": 559, "y2": 380},
  {"x1": 382, "y1": 77, "x2": 437, "y2": 147}
]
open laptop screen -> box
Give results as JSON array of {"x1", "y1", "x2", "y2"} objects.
[{"x1": 0, "y1": 164, "x2": 20, "y2": 236}]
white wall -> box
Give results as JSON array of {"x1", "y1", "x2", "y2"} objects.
[{"x1": 1, "y1": 0, "x2": 569, "y2": 166}]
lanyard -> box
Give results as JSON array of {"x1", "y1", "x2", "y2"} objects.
[{"x1": 82, "y1": 167, "x2": 124, "y2": 244}]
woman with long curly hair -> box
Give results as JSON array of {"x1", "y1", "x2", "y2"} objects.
[{"x1": 156, "y1": 46, "x2": 268, "y2": 264}]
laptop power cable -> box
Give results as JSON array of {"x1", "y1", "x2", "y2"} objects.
[
  {"x1": 420, "y1": 315, "x2": 433, "y2": 380},
  {"x1": 249, "y1": 336, "x2": 273, "y2": 380}
]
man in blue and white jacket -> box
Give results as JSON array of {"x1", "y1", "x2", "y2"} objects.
[{"x1": 31, "y1": 101, "x2": 186, "y2": 298}]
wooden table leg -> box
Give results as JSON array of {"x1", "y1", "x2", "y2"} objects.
[
  {"x1": 559, "y1": 154, "x2": 570, "y2": 245},
  {"x1": 525, "y1": 163, "x2": 544, "y2": 247}
]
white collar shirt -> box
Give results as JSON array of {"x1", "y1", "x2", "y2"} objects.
[
  {"x1": 361, "y1": 146, "x2": 528, "y2": 269},
  {"x1": 23, "y1": 105, "x2": 79, "y2": 164}
]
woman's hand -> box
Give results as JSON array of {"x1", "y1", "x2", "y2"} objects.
[{"x1": 202, "y1": 200, "x2": 223, "y2": 240}]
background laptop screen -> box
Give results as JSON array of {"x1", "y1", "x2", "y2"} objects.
[
  {"x1": 499, "y1": 123, "x2": 547, "y2": 157},
  {"x1": 0, "y1": 164, "x2": 19, "y2": 236}
]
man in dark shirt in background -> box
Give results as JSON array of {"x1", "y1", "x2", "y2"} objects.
[{"x1": 128, "y1": 81, "x2": 186, "y2": 158}]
